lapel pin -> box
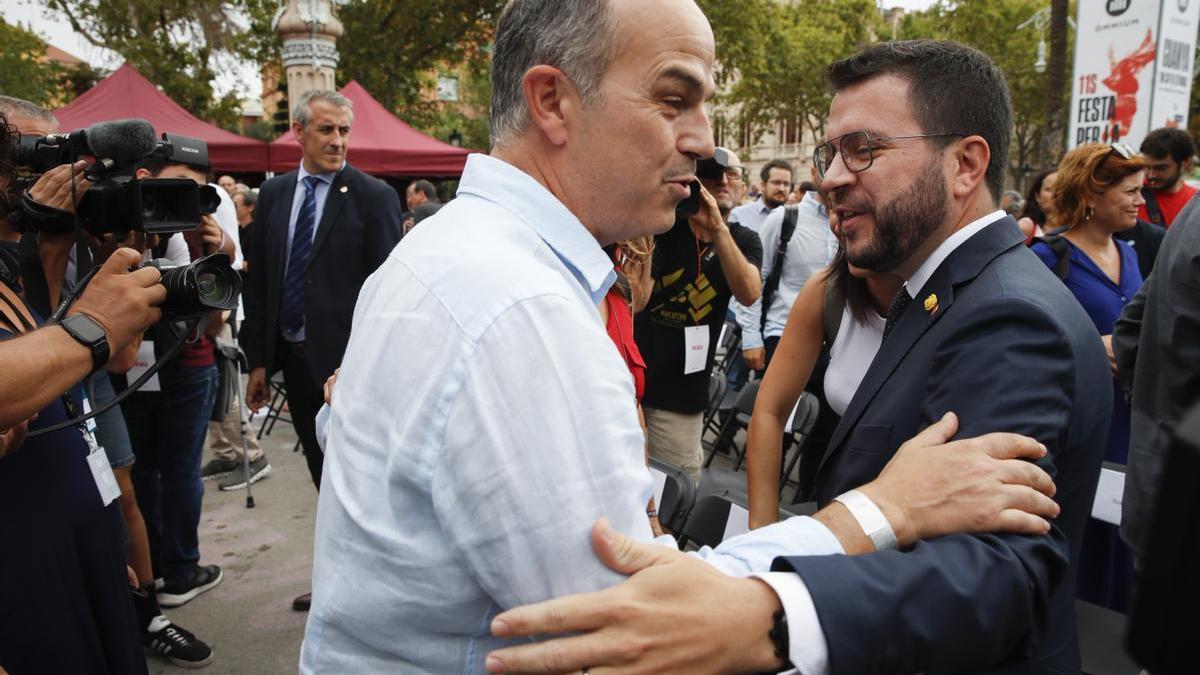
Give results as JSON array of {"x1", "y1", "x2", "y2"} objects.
[
  {"x1": 924, "y1": 293, "x2": 939, "y2": 314},
  {"x1": 340, "y1": 186, "x2": 348, "y2": 193}
]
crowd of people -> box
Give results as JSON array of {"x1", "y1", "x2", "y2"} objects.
[{"x1": 2, "y1": 0, "x2": 1199, "y2": 673}]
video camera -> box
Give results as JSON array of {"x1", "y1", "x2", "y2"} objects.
[{"x1": 12, "y1": 119, "x2": 220, "y2": 235}]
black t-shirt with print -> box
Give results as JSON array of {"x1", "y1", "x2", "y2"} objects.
[{"x1": 635, "y1": 217, "x2": 762, "y2": 413}]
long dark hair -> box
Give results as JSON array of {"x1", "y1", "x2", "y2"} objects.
[
  {"x1": 822, "y1": 242, "x2": 875, "y2": 326},
  {"x1": 1019, "y1": 168, "x2": 1055, "y2": 227}
]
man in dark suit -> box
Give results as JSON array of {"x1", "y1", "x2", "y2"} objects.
[
  {"x1": 243, "y1": 89, "x2": 402, "y2": 493},
  {"x1": 481, "y1": 41, "x2": 1111, "y2": 675}
]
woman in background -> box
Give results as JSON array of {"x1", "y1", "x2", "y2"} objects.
[{"x1": 1031, "y1": 142, "x2": 1145, "y2": 612}]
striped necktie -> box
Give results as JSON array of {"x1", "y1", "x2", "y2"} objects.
[{"x1": 280, "y1": 175, "x2": 321, "y2": 338}]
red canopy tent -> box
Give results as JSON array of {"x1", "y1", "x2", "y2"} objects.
[
  {"x1": 54, "y1": 64, "x2": 270, "y2": 172},
  {"x1": 269, "y1": 80, "x2": 471, "y2": 176}
]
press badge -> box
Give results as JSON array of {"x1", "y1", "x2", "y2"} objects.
[
  {"x1": 81, "y1": 395, "x2": 120, "y2": 507},
  {"x1": 683, "y1": 325, "x2": 709, "y2": 375}
]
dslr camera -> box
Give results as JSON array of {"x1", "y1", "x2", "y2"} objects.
[{"x1": 12, "y1": 119, "x2": 221, "y2": 235}]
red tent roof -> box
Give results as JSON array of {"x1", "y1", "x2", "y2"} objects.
[
  {"x1": 269, "y1": 80, "x2": 470, "y2": 176},
  {"x1": 54, "y1": 64, "x2": 269, "y2": 172}
]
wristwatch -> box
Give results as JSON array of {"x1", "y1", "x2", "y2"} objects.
[{"x1": 59, "y1": 313, "x2": 110, "y2": 373}]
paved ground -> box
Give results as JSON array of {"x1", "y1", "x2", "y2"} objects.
[{"x1": 148, "y1": 414, "x2": 313, "y2": 674}]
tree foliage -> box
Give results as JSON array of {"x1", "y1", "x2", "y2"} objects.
[
  {"x1": 336, "y1": 0, "x2": 502, "y2": 141},
  {"x1": 898, "y1": 0, "x2": 1075, "y2": 189},
  {"x1": 698, "y1": 0, "x2": 878, "y2": 147},
  {"x1": 45, "y1": 0, "x2": 279, "y2": 129},
  {"x1": 0, "y1": 18, "x2": 88, "y2": 109}
]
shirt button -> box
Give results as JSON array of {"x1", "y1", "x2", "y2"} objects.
[{"x1": 1121, "y1": 296, "x2": 1126, "y2": 302}]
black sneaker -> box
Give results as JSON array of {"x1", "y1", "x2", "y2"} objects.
[
  {"x1": 218, "y1": 456, "x2": 272, "y2": 491},
  {"x1": 145, "y1": 621, "x2": 214, "y2": 668},
  {"x1": 200, "y1": 458, "x2": 241, "y2": 480},
  {"x1": 158, "y1": 565, "x2": 223, "y2": 608}
]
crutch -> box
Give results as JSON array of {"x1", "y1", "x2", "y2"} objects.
[{"x1": 226, "y1": 319, "x2": 256, "y2": 509}]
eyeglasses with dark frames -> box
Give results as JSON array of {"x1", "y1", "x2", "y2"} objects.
[{"x1": 813, "y1": 130, "x2": 969, "y2": 179}]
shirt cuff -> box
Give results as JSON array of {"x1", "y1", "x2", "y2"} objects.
[
  {"x1": 753, "y1": 571, "x2": 830, "y2": 675},
  {"x1": 741, "y1": 328, "x2": 764, "y2": 350}
]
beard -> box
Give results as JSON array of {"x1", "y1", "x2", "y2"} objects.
[
  {"x1": 846, "y1": 161, "x2": 948, "y2": 273},
  {"x1": 1148, "y1": 165, "x2": 1181, "y2": 190}
]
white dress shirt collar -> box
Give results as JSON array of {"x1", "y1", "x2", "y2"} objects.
[
  {"x1": 297, "y1": 161, "x2": 340, "y2": 186},
  {"x1": 801, "y1": 191, "x2": 828, "y2": 219},
  {"x1": 457, "y1": 153, "x2": 616, "y2": 305},
  {"x1": 903, "y1": 209, "x2": 1006, "y2": 298}
]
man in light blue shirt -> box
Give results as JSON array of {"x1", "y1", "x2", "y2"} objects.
[
  {"x1": 729, "y1": 158, "x2": 793, "y2": 233},
  {"x1": 737, "y1": 189, "x2": 838, "y2": 370},
  {"x1": 303, "y1": 2, "x2": 1064, "y2": 673}
]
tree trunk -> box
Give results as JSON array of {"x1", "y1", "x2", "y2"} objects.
[{"x1": 1041, "y1": 0, "x2": 1069, "y2": 166}]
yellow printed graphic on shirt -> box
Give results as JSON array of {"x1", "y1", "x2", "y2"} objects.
[{"x1": 650, "y1": 269, "x2": 717, "y2": 327}]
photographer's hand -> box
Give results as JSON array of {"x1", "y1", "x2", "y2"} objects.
[
  {"x1": 28, "y1": 161, "x2": 92, "y2": 212},
  {"x1": 69, "y1": 248, "x2": 166, "y2": 357},
  {"x1": 184, "y1": 215, "x2": 231, "y2": 258},
  {"x1": 0, "y1": 416, "x2": 34, "y2": 459}
]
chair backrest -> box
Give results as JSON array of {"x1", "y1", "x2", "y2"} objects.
[
  {"x1": 649, "y1": 457, "x2": 697, "y2": 533},
  {"x1": 706, "y1": 370, "x2": 727, "y2": 414},
  {"x1": 733, "y1": 378, "x2": 761, "y2": 419},
  {"x1": 678, "y1": 494, "x2": 750, "y2": 549},
  {"x1": 788, "y1": 391, "x2": 821, "y2": 437}
]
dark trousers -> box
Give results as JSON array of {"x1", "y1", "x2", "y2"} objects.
[
  {"x1": 279, "y1": 340, "x2": 325, "y2": 489},
  {"x1": 123, "y1": 362, "x2": 218, "y2": 582}
]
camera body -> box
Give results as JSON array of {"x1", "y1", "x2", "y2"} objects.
[{"x1": 11, "y1": 121, "x2": 220, "y2": 236}]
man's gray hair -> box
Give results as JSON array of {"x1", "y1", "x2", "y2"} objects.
[
  {"x1": 0, "y1": 95, "x2": 58, "y2": 129},
  {"x1": 236, "y1": 186, "x2": 257, "y2": 207},
  {"x1": 489, "y1": 0, "x2": 618, "y2": 147},
  {"x1": 292, "y1": 90, "x2": 354, "y2": 128}
]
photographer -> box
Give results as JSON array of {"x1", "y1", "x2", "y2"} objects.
[
  {"x1": 1, "y1": 98, "x2": 216, "y2": 667},
  {"x1": 115, "y1": 143, "x2": 237, "y2": 613},
  {"x1": 0, "y1": 110, "x2": 162, "y2": 675}
]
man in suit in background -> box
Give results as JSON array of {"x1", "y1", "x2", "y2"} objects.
[
  {"x1": 484, "y1": 40, "x2": 1112, "y2": 675},
  {"x1": 242, "y1": 89, "x2": 402, "y2": 609}
]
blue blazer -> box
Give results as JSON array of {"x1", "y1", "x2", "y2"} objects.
[{"x1": 775, "y1": 217, "x2": 1111, "y2": 674}]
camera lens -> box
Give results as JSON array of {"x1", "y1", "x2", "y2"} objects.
[{"x1": 196, "y1": 271, "x2": 221, "y2": 304}]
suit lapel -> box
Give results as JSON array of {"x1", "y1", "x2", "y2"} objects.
[
  {"x1": 269, "y1": 174, "x2": 298, "y2": 293},
  {"x1": 311, "y1": 166, "x2": 351, "y2": 262},
  {"x1": 819, "y1": 218, "x2": 1026, "y2": 469}
]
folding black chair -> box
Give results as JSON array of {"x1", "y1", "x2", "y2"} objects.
[
  {"x1": 700, "y1": 370, "x2": 728, "y2": 435},
  {"x1": 648, "y1": 457, "x2": 697, "y2": 538},
  {"x1": 779, "y1": 392, "x2": 821, "y2": 502},
  {"x1": 256, "y1": 371, "x2": 292, "y2": 439},
  {"x1": 677, "y1": 494, "x2": 746, "y2": 549},
  {"x1": 703, "y1": 379, "x2": 761, "y2": 469}
]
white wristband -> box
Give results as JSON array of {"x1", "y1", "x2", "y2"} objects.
[{"x1": 833, "y1": 489, "x2": 898, "y2": 551}]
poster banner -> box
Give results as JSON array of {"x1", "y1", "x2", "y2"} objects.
[
  {"x1": 1148, "y1": 0, "x2": 1200, "y2": 131},
  {"x1": 1069, "y1": 0, "x2": 1162, "y2": 149}
]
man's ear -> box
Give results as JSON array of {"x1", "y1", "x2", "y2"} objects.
[
  {"x1": 134, "y1": 168, "x2": 151, "y2": 180},
  {"x1": 950, "y1": 135, "x2": 990, "y2": 200},
  {"x1": 522, "y1": 65, "x2": 576, "y2": 147},
  {"x1": 292, "y1": 120, "x2": 305, "y2": 142}
]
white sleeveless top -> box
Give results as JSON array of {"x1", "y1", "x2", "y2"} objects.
[{"x1": 824, "y1": 304, "x2": 886, "y2": 417}]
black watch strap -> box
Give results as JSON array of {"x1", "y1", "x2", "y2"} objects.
[
  {"x1": 768, "y1": 608, "x2": 793, "y2": 673},
  {"x1": 59, "y1": 313, "x2": 110, "y2": 373}
]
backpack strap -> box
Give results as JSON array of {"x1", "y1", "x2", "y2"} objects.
[
  {"x1": 822, "y1": 276, "x2": 845, "y2": 346},
  {"x1": 1141, "y1": 186, "x2": 1164, "y2": 226},
  {"x1": 760, "y1": 205, "x2": 799, "y2": 330},
  {"x1": 1034, "y1": 234, "x2": 1071, "y2": 280}
]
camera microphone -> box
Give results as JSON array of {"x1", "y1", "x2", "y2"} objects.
[{"x1": 48, "y1": 119, "x2": 159, "y2": 162}]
